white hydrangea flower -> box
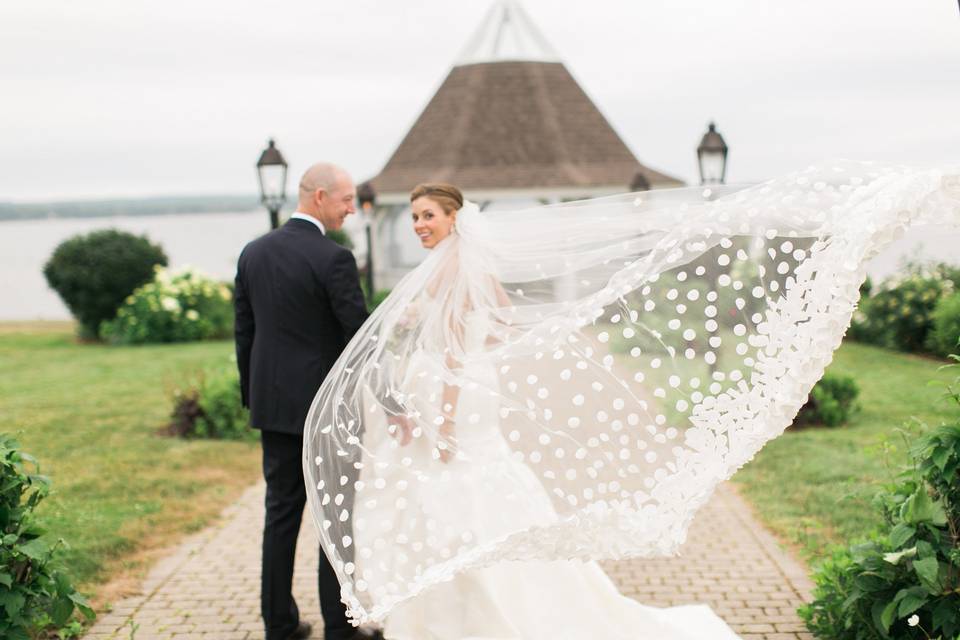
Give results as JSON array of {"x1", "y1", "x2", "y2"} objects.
[
  {"x1": 907, "y1": 614, "x2": 919, "y2": 627},
  {"x1": 185, "y1": 309, "x2": 200, "y2": 321},
  {"x1": 160, "y1": 296, "x2": 180, "y2": 313}
]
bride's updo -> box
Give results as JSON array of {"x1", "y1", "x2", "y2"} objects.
[{"x1": 410, "y1": 183, "x2": 463, "y2": 214}]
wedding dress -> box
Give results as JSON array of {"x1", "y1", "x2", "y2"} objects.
[
  {"x1": 304, "y1": 162, "x2": 960, "y2": 632},
  {"x1": 353, "y1": 304, "x2": 740, "y2": 638}
]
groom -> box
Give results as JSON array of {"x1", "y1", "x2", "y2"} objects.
[{"x1": 234, "y1": 163, "x2": 381, "y2": 640}]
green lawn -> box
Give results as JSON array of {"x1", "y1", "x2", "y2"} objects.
[
  {"x1": 733, "y1": 341, "x2": 957, "y2": 563},
  {"x1": 0, "y1": 324, "x2": 261, "y2": 605}
]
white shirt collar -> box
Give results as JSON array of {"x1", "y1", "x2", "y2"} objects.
[{"x1": 290, "y1": 212, "x2": 325, "y2": 234}]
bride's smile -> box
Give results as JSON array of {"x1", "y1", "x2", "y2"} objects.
[{"x1": 411, "y1": 189, "x2": 458, "y2": 249}]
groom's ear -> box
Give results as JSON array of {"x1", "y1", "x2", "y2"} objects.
[{"x1": 313, "y1": 187, "x2": 327, "y2": 207}]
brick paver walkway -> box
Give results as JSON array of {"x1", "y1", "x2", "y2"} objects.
[{"x1": 84, "y1": 483, "x2": 814, "y2": 640}]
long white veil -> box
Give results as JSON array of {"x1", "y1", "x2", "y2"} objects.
[{"x1": 304, "y1": 161, "x2": 959, "y2": 624}]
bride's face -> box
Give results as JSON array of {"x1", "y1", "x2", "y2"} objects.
[{"x1": 411, "y1": 196, "x2": 456, "y2": 249}]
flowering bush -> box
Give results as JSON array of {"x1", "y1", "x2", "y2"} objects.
[
  {"x1": 849, "y1": 263, "x2": 959, "y2": 353},
  {"x1": 800, "y1": 356, "x2": 960, "y2": 639},
  {"x1": 100, "y1": 266, "x2": 233, "y2": 344}
]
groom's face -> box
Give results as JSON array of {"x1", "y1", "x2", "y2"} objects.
[{"x1": 317, "y1": 176, "x2": 357, "y2": 231}]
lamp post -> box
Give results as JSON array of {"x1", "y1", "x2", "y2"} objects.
[
  {"x1": 697, "y1": 123, "x2": 728, "y2": 377},
  {"x1": 255, "y1": 139, "x2": 288, "y2": 229},
  {"x1": 697, "y1": 122, "x2": 728, "y2": 185},
  {"x1": 357, "y1": 181, "x2": 376, "y2": 303},
  {"x1": 629, "y1": 171, "x2": 651, "y2": 192}
]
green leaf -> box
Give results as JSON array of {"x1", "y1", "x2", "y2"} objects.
[
  {"x1": 903, "y1": 489, "x2": 948, "y2": 526},
  {"x1": 0, "y1": 590, "x2": 25, "y2": 618},
  {"x1": 897, "y1": 587, "x2": 929, "y2": 617},
  {"x1": 68, "y1": 591, "x2": 95, "y2": 619},
  {"x1": 880, "y1": 600, "x2": 898, "y2": 633},
  {"x1": 0, "y1": 572, "x2": 11, "y2": 588},
  {"x1": 854, "y1": 572, "x2": 891, "y2": 592},
  {"x1": 51, "y1": 596, "x2": 74, "y2": 626},
  {"x1": 17, "y1": 537, "x2": 49, "y2": 560},
  {"x1": 889, "y1": 523, "x2": 916, "y2": 548},
  {"x1": 931, "y1": 445, "x2": 951, "y2": 471},
  {"x1": 913, "y1": 557, "x2": 941, "y2": 594}
]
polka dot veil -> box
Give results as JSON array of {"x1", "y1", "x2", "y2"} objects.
[{"x1": 304, "y1": 162, "x2": 959, "y2": 624}]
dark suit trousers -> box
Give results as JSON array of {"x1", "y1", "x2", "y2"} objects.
[{"x1": 260, "y1": 431, "x2": 352, "y2": 640}]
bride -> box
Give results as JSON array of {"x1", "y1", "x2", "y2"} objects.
[{"x1": 305, "y1": 166, "x2": 959, "y2": 639}]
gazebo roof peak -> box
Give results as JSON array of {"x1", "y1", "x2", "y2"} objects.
[{"x1": 456, "y1": 0, "x2": 560, "y2": 65}]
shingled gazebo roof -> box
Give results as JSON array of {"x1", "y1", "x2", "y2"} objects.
[{"x1": 368, "y1": 1, "x2": 682, "y2": 201}]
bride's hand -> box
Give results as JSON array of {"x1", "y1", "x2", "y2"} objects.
[
  {"x1": 436, "y1": 421, "x2": 457, "y2": 464},
  {"x1": 387, "y1": 415, "x2": 413, "y2": 446}
]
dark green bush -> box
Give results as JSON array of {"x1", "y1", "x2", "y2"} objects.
[
  {"x1": 326, "y1": 228, "x2": 354, "y2": 250},
  {"x1": 794, "y1": 372, "x2": 861, "y2": 428},
  {"x1": 43, "y1": 230, "x2": 168, "y2": 339},
  {"x1": 800, "y1": 356, "x2": 960, "y2": 639},
  {"x1": 0, "y1": 435, "x2": 94, "y2": 639},
  {"x1": 167, "y1": 363, "x2": 253, "y2": 440},
  {"x1": 927, "y1": 293, "x2": 960, "y2": 358},
  {"x1": 100, "y1": 267, "x2": 233, "y2": 344}
]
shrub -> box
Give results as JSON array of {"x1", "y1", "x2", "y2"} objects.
[
  {"x1": 0, "y1": 435, "x2": 94, "y2": 639},
  {"x1": 849, "y1": 263, "x2": 959, "y2": 353},
  {"x1": 100, "y1": 267, "x2": 233, "y2": 344},
  {"x1": 799, "y1": 356, "x2": 960, "y2": 639},
  {"x1": 43, "y1": 229, "x2": 167, "y2": 339},
  {"x1": 794, "y1": 372, "x2": 861, "y2": 428},
  {"x1": 927, "y1": 293, "x2": 960, "y2": 358},
  {"x1": 167, "y1": 363, "x2": 253, "y2": 440}
]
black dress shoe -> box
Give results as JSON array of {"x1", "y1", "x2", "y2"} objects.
[
  {"x1": 285, "y1": 621, "x2": 312, "y2": 640},
  {"x1": 346, "y1": 628, "x2": 383, "y2": 640}
]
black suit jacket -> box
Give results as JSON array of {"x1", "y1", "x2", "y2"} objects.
[{"x1": 234, "y1": 218, "x2": 368, "y2": 434}]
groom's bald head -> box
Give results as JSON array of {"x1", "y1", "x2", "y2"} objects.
[{"x1": 297, "y1": 162, "x2": 356, "y2": 231}]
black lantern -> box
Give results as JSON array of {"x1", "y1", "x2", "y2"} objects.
[
  {"x1": 696, "y1": 122, "x2": 728, "y2": 185},
  {"x1": 357, "y1": 181, "x2": 376, "y2": 302},
  {"x1": 255, "y1": 139, "x2": 288, "y2": 229}
]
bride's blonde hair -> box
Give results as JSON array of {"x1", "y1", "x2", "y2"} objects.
[{"x1": 410, "y1": 183, "x2": 464, "y2": 214}]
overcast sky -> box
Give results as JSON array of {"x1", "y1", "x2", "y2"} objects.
[{"x1": 1, "y1": 0, "x2": 957, "y2": 202}]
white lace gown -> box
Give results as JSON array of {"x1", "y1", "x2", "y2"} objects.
[{"x1": 354, "y1": 311, "x2": 742, "y2": 640}]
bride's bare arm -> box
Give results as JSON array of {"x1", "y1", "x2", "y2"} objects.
[{"x1": 437, "y1": 352, "x2": 461, "y2": 463}]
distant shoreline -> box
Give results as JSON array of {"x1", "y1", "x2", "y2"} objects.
[{"x1": 0, "y1": 195, "x2": 292, "y2": 221}]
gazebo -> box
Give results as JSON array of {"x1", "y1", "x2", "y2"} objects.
[{"x1": 351, "y1": 0, "x2": 683, "y2": 287}]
